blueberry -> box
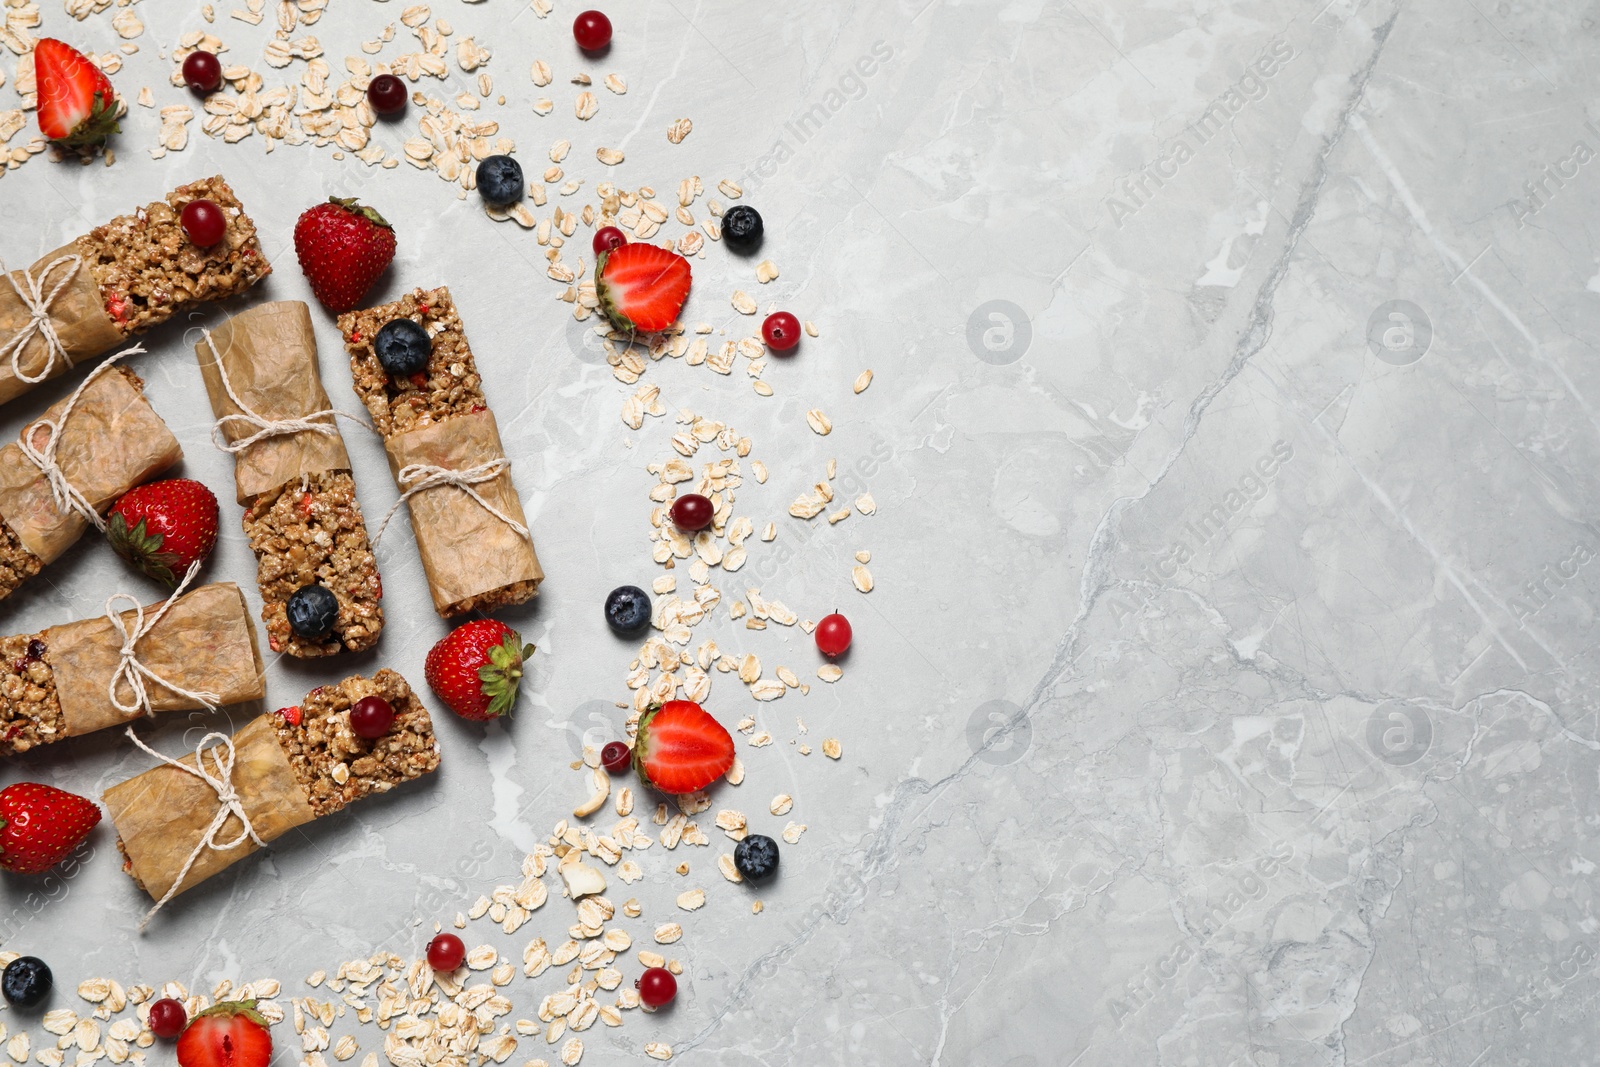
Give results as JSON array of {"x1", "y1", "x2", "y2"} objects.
[
  {"x1": 374, "y1": 318, "x2": 432, "y2": 377},
  {"x1": 2, "y1": 957, "x2": 51, "y2": 1008},
  {"x1": 734, "y1": 834, "x2": 779, "y2": 881},
  {"x1": 721, "y1": 205, "x2": 763, "y2": 252},
  {"x1": 476, "y1": 155, "x2": 524, "y2": 208},
  {"x1": 604, "y1": 585, "x2": 651, "y2": 635},
  {"x1": 285, "y1": 583, "x2": 339, "y2": 639}
]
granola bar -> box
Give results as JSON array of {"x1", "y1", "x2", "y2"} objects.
[
  {"x1": 0, "y1": 176, "x2": 270, "y2": 406},
  {"x1": 269, "y1": 668, "x2": 440, "y2": 817},
  {"x1": 242, "y1": 471, "x2": 383, "y2": 657},
  {"x1": 0, "y1": 518, "x2": 44, "y2": 604},
  {"x1": 78, "y1": 174, "x2": 270, "y2": 337},
  {"x1": 0, "y1": 632, "x2": 63, "y2": 754},
  {"x1": 0, "y1": 364, "x2": 182, "y2": 603},
  {"x1": 105, "y1": 669, "x2": 440, "y2": 902},
  {"x1": 196, "y1": 300, "x2": 385, "y2": 657},
  {"x1": 338, "y1": 287, "x2": 542, "y2": 616}
]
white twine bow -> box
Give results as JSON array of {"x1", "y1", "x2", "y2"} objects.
[
  {"x1": 198, "y1": 328, "x2": 372, "y2": 454},
  {"x1": 106, "y1": 560, "x2": 221, "y2": 717},
  {"x1": 125, "y1": 723, "x2": 265, "y2": 931},
  {"x1": 1, "y1": 254, "x2": 84, "y2": 386},
  {"x1": 371, "y1": 459, "x2": 531, "y2": 545},
  {"x1": 17, "y1": 346, "x2": 145, "y2": 532}
]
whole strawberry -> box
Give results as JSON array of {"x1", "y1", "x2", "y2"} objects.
[
  {"x1": 0, "y1": 782, "x2": 100, "y2": 875},
  {"x1": 294, "y1": 198, "x2": 396, "y2": 312},
  {"x1": 424, "y1": 620, "x2": 533, "y2": 721},
  {"x1": 176, "y1": 1001, "x2": 272, "y2": 1067},
  {"x1": 33, "y1": 39, "x2": 120, "y2": 147},
  {"x1": 106, "y1": 479, "x2": 219, "y2": 587}
]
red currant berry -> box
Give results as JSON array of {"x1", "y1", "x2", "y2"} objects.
[
  {"x1": 147, "y1": 998, "x2": 187, "y2": 1039},
  {"x1": 350, "y1": 695, "x2": 395, "y2": 739},
  {"x1": 180, "y1": 200, "x2": 227, "y2": 247},
  {"x1": 762, "y1": 311, "x2": 801, "y2": 352},
  {"x1": 592, "y1": 226, "x2": 626, "y2": 256},
  {"x1": 426, "y1": 933, "x2": 466, "y2": 972},
  {"x1": 573, "y1": 10, "x2": 613, "y2": 51},
  {"x1": 182, "y1": 50, "x2": 223, "y2": 94},
  {"x1": 600, "y1": 741, "x2": 631, "y2": 774},
  {"x1": 669, "y1": 493, "x2": 714, "y2": 532},
  {"x1": 815, "y1": 613, "x2": 852, "y2": 657},
  {"x1": 637, "y1": 967, "x2": 676, "y2": 1008},
  {"x1": 367, "y1": 73, "x2": 408, "y2": 116}
]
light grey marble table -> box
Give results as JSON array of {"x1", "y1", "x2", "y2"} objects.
[{"x1": 1, "y1": 0, "x2": 1596, "y2": 1063}]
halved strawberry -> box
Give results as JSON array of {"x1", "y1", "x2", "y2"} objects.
[
  {"x1": 594, "y1": 244, "x2": 691, "y2": 333},
  {"x1": 176, "y1": 1002, "x2": 272, "y2": 1067},
  {"x1": 633, "y1": 700, "x2": 734, "y2": 795},
  {"x1": 33, "y1": 39, "x2": 120, "y2": 147},
  {"x1": 0, "y1": 782, "x2": 100, "y2": 875}
]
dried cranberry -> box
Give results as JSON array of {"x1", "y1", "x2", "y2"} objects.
[{"x1": 25, "y1": 639, "x2": 44, "y2": 661}]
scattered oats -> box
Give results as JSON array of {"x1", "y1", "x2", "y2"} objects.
[
  {"x1": 750, "y1": 460, "x2": 768, "y2": 483},
  {"x1": 675, "y1": 889, "x2": 705, "y2": 912},
  {"x1": 782, "y1": 821, "x2": 807, "y2": 844},
  {"x1": 560, "y1": 1038, "x2": 583, "y2": 1066},
  {"x1": 761, "y1": 523, "x2": 776, "y2": 541},
  {"x1": 112, "y1": 9, "x2": 143, "y2": 39},
  {"x1": 856, "y1": 493, "x2": 877, "y2": 515},
  {"x1": 856, "y1": 550, "x2": 871, "y2": 562},
  {"x1": 807, "y1": 409, "x2": 832, "y2": 436},
  {"x1": 43, "y1": 1014, "x2": 76, "y2": 1038},
  {"x1": 752, "y1": 380, "x2": 773, "y2": 397},
  {"x1": 666, "y1": 118, "x2": 691, "y2": 144},
  {"x1": 76, "y1": 981, "x2": 111, "y2": 1005},
  {"x1": 817, "y1": 664, "x2": 843, "y2": 682},
  {"x1": 804, "y1": 320, "x2": 820, "y2": 337},
  {"x1": 603, "y1": 73, "x2": 626, "y2": 94},
  {"x1": 730, "y1": 290, "x2": 757, "y2": 315},
  {"x1": 718, "y1": 854, "x2": 743, "y2": 882},
  {"x1": 576, "y1": 93, "x2": 598, "y2": 120},
  {"x1": 852, "y1": 565, "x2": 874, "y2": 592},
  {"x1": 828, "y1": 508, "x2": 850, "y2": 525},
  {"x1": 755, "y1": 260, "x2": 779, "y2": 284},
  {"x1": 596, "y1": 147, "x2": 624, "y2": 165},
  {"x1": 749, "y1": 732, "x2": 773, "y2": 746},
  {"x1": 332, "y1": 1037, "x2": 358, "y2": 1062},
  {"x1": 7, "y1": 1033, "x2": 26, "y2": 1063},
  {"x1": 534, "y1": 98, "x2": 554, "y2": 115},
  {"x1": 854, "y1": 369, "x2": 873, "y2": 394},
  {"x1": 717, "y1": 179, "x2": 742, "y2": 198},
  {"x1": 726, "y1": 756, "x2": 745, "y2": 785},
  {"x1": 823, "y1": 738, "x2": 842, "y2": 759},
  {"x1": 776, "y1": 666, "x2": 800, "y2": 688},
  {"x1": 467, "y1": 945, "x2": 499, "y2": 970},
  {"x1": 644, "y1": 1044, "x2": 672, "y2": 1061},
  {"x1": 770, "y1": 795, "x2": 793, "y2": 816},
  {"x1": 617, "y1": 861, "x2": 643, "y2": 884},
  {"x1": 532, "y1": 59, "x2": 552, "y2": 85},
  {"x1": 550, "y1": 138, "x2": 570, "y2": 162},
  {"x1": 653, "y1": 923, "x2": 682, "y2": 945}
]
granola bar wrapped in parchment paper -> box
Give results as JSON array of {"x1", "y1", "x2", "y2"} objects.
[
  {"x1": 105, "y1": 669, "x2": 439, "y2": 904},
  {"x1": 0, "y1": 582, "x2": 264, "y2": 755},
  {"x1": 338, "y1": 287, "x2": 542, "y2": 617},
  {"x1": 0, "y1": 362, "x2": 181, "y2": 603},
  {"x1": 195, "y1": 301, "x2": 383, "y2": 656},
  {"x1": 1, "y1": 176, "x2": 270, "y2": 406}
]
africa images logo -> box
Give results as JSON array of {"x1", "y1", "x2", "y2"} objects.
[{"x1": 1102, "y1": 38, "x2": 1296, "y2": 227}]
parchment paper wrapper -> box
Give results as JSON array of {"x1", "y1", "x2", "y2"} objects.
[
  {"x1": 384, "y1": 410, "x2": 543, "y2": 614},
  {"x1": 44, "y1": 582, "x2": 264, "y2": 739},
  {"x1": 0, "y1": 366, "x2": 182, "y2": 562},
  {"x1": 196, "y1": 301, "x2": 353, "y2": 505},
  {"x1": 0, "y1": 243, "x2": 123, "y2": 406},
  {"x1": 103, "y1": 716, "x2": 317, "y2": 901}
]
